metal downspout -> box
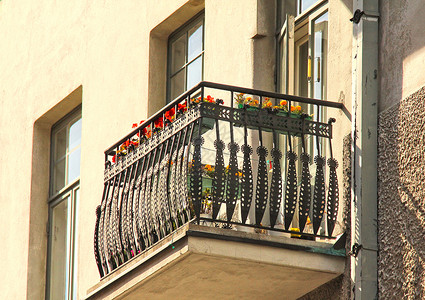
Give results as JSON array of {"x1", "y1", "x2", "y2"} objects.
[{"x1": 351, "y1": 0, "x2": 379, "y2": 299}]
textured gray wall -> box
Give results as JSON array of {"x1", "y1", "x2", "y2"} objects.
[
  {"x1": 378, "y1": 86, "x2": 425, "y2": 299},
  {"x1": 299, "y1": 135, "x2": 352, "y2": 300}
]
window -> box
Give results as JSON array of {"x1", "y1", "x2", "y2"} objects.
[
  {"x1": 276, "y1": 1, "x2": 328, "y2": 231},
  {"x1": 277, "y1": 0, "x2": 327, "y2": 100},
  {"x1": 167, "y1": 13, "x2": 204, "y2": 102},
  {"x1": 46, "y1": 107, "x2": 81, "y2": 300}
]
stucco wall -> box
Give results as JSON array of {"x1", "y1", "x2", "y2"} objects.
[
  {"x1": 0, "y1": 0, "x2": 353, "y2": 299},
  {"x1": 0, "y1": 0, "x2": 265, "y2": 298},
  {"x1": 379, "y1": 0, "x2": 425, "y2": 112},
  {"x1": 378, "y1": 86, "x2": 425, "y2": 299}
]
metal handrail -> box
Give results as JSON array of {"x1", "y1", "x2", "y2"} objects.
[{"x1": 104, "y1": 81, "x2": 344, "y2": 156}]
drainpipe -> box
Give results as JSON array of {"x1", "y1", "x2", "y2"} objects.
[{"x1": 351, "y1": 0, "x2": 379, "y2": 299}]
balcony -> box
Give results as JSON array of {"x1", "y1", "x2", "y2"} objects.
[{"x1": 90, "y1": 82, "x2": 346, "y2": 299}]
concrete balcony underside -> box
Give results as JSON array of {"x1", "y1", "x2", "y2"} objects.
[{"x1": 86, "y1": 224, "x2": 345, "y2": 300}]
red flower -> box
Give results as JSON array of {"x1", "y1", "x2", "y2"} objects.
[
  {"x1": 123, "y1": 140, "x2": 130, "y2": 148},
  {"x1": 112, "y1": 155, "x2": 116, "y2": 163},
  {"x1": 178, "y1": 102, "x2": 187, "y2": 112},
  {"x1": 206, "y1": 95, "x2": 214, "y2": 103},
  {"x1": 132, "y1": 123, "x2": 138, "y2": 128},
  {"x1": 154, "y1": 116, "x2": 163, "y2": 128},
  {"x1": 165, "y1": 108, "x2": 175, "y2": 121}
]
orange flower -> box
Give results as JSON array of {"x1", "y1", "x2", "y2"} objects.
[
  {"x1": 280, "y1": 100, "x2": 287, "y2": 106},
  {"x1": 290, "y1": 105, "x2": 295, "y2": 112},
  {"x1": 295, "y1": 105, "x2": 301, "y2": 111},
  {"x1": 246, "y1": 97, "x2": 252, "y2": 102},
  {"x1": 265, "y1": 101, "x2": 272, "y2": 108}
]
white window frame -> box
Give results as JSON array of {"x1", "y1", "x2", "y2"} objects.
[
  {"x1": 46, "y1": 106, "x2": 81, "y2": 300},
  {"x1": 166, "y1": 12, "x2": 205, "y2": 102}
]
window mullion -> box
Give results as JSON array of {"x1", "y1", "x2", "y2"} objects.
[
  {"x1": 185, "y1": 31, "x2": 189, "y2": 91},
  {"x1": 169, "y1": 50, "x2": 204, "y2": 79}
]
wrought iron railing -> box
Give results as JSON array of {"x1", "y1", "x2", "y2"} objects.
[{"x1": 94, "y1": 81, "x2": 344, "y2": 277}]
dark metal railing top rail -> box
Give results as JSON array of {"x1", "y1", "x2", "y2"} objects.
[
  {"x1": 103, "y1": 81, "x2": 343, "y2": 158},
  {"x1": 94, "y1": 81, "x2": 343, "y2": 278}
]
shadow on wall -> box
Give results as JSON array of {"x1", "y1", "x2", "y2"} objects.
[
  {"x1": 378, "y1": 86, "x2": 425, "y2": 299},
  {"x1": 379, "y1": 0, "x2": 425, "y2": 112}
]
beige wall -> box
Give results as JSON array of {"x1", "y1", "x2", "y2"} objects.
[
  {"x1": 0, "y1": 0, "x2": 353, "y2": 299},
  {"x1": 379, "y1": 0, "x2": 425, "y2": 112}
]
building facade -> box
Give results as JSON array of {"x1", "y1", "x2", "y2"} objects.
[{"x1": 0, "y1": 0, "x2": 424, "y2": 299}]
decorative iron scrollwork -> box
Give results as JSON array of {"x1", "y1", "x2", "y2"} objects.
[
  {"x1": 312, "y1": 155, "x2": 326, "y2": 235},
  {"x1": 255, "y1": 145, "x2": 268, "y2": 225},
  {"x1": 240, "y1": 144, "x2": 253, "y2": 224},
  {"x1": 284, "y1": 150, "x2": 298, "y2": 230},
  {"x1": 225, "y1": 142, "x2": 240, "y2": 222},
  {"x1": 269, "y1": 148, "x2": 282, "y2": 228},
  {"x1": 327, "y1": 158, "x2": 339, "y2": 236},
  {"x1": 190, "y1": 135, "x2": 204, "y2": 221},
  {"x1": 97, "y1": 87, "x2": 342, "y2": 278},
  {"x1": 212, "y1": 139, "x2": 226, "y2": 220},
  {"x1": 298, "y1": 153, "x2": 311, "y2": 233}
]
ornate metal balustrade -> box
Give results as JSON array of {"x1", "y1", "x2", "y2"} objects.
[{"x1": 94, "y1": 81, "x2": 344, "y2": 277}]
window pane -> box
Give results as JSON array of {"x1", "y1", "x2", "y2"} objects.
[
  {"x1": 171, "y1": 35, "x2": 186, "y2": 74},
  {"x1": 49, "y1": 198, "x2": 69, "y2": 300},
  {"x1": 279, "y1": 37, "x2": 287, "y2": 93},
  {"x1": 170, "y1": 70, "x2": 185, "y2": 100},
  {"x1": 313, "y1": 12, "x2": 328, "y2": 100},
  {"x1": 69, "y1": 118, "x2": 82, "y2": 152},
  {"x1": 53, "y1": 159, "x2": 66, "y2": 194},
  {"x1": 188, "y1": 21, "x2": 203, "y2": 62},
  {"x1": 68, "y1": 148, "x2": 81, "y2": 183},
  {"x1": 187, "y1": 56, "x2": 202, "y2": 90},
  {"x1": 54, "y1": 127, "x2": 67, "y2": 161},
  {"x1": 298, "y1": 0, "x2": 317, "y2": 15},
  {"x1": 298, "y1": 41, "x2": 309, "y2": 97}
]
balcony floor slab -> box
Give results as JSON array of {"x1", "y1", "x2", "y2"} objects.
[{"x1": 86, "y1": 223, "x2": 345, "y2": 300}]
